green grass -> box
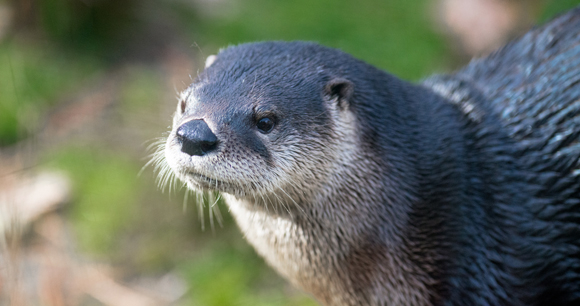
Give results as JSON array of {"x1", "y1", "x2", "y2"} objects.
[
  {"x1": 180, "y1": 241, "x2": 318, "y2": 306},
  {"x1": 0, "y1": 41, "x2": 100, "y2": 145},
  {"x1": 175, "y1": 0, "x2": 449, "y2": 80},
  {"x1": 540, "y1": 0, "x2": 580, "y2": 22},
  {"x1": 44, "y1": 147, "x2": 143, "y2": 256}
]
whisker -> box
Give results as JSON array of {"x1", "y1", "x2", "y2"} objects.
[
  {"x1": 212, "y1": 193, "x2": 224, "y2": 228},
  {"x1": 198, "y1": 192, "x2": 205, "y2": 231},
  {"x1": 209, "y1": 192, "x2": 215, "y2": 233},
  {"x1": 277, "y1": 184, "x2": 311, "y2": 221}
]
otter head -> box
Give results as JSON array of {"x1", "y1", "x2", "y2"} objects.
[{"x1": 164, "y1": 42, "x2": 358, "y2": 205}]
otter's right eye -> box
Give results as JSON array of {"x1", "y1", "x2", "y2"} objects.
[{"x1": 256, "y1": 117, "x2": 275, "y2": 134}]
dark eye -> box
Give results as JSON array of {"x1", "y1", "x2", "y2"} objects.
[{"x1": 256, "y1": 117, "x2": 275, "y2": 134}]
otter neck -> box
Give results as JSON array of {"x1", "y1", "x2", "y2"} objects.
[{"x1": 224, "y1": 157, "x2": 435, "y2": 305}]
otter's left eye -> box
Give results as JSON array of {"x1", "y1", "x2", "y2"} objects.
[{"x1": 257, "y1": 117, "x2": 275, "y2": 134}]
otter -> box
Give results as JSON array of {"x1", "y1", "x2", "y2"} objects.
[{"x1": 161, "y1": 7, "x2": 580, "y2": 306}]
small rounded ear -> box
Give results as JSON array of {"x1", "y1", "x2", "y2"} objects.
[
  {"x1": 205, "y1": 55, "x2": 217, "y2": 68},
  {"x1": 324, "y1": 78, "x2": 354, "y2": 111}
]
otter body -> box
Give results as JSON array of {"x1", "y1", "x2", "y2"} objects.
[{"x1": 163, "y1": 8, "x2": 580, "y2": 306}]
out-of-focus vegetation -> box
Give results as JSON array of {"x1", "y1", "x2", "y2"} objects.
[
  {"x1": 1, "y1": 0, "x2": 579, "y2": 305},
  {"x1": 174, "y1": 0, "x2": 449, "y2": 79},
  {"x1": 0, "y1": 42, "x2": 100, "y2": 145},
  {"x1": 539, "y1": 0, "x2": 580, "y2": 21}
]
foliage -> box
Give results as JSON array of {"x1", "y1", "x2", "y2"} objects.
[
  {"x1": 45, "y1": 147, "x2": 143, "y2": 256},
  {"x1": 0, "y1": 42, "x2": 99, "y2": 145},
  {"x1": 173, "y1": 0, "x2": 449, "y2": 80}
]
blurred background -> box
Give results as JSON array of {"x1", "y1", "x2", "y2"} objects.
[{"x1": 1, "y1": 0, "x2": 579, "y2": 305}]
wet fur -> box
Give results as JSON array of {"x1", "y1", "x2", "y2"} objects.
[{"x1": 162, "y1": 8, "x2": 580, "y2": 306}]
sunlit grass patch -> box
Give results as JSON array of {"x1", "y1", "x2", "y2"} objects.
[
  {"x1": 43, "y1": 146, "x2": 142, "y2": 256},
  {"x1": 180, "y1": 242, "x2": 318, "y2": 306}
]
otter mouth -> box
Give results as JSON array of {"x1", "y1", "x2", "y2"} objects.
[
  {"x1": 185, "y1": 171, "x2": 258, "y2": 197},
  {"x1": 187, "y1": 172, "x2": 223, "y2": 188},
  {"x1": 186, "y1": 171, "x2": 240, "y2": 193}
]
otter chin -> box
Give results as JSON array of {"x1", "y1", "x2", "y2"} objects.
[{"x1": 162, "y1": 8, "x2": 580, "y2": 306}]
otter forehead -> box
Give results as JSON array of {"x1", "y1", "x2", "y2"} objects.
[
  {"x1": 181, "y1": 42, "x2": 343, "y2": 126},
  {"x1": 212, "y1": 41, "x2": 347, "y2": 74},
  {"x1": 196, "y1": 41, "x2": 354, "y2": 95}
]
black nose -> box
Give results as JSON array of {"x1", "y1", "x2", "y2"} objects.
[{"x1": 176, "y1": 119, "x2": 218, "y2": 156}]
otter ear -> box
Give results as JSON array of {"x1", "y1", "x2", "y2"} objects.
[
  {"x1": 324, "y1": 78, "x2": 354, "y2": 111},
  {"x1": 205, "y1": 55, "x2": 217, "y2": 68}
]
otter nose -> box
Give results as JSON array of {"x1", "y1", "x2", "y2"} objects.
[{"x1": 176, "y1": 119, "x2": 218, "y2": 156}]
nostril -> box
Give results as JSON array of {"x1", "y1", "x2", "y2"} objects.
[
  {"x1": 176, "y1": 119, "x2": 218, "y2": 156},
  {"x1": 200, "y1": 141, "x2": 217, "y2": 153}
]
